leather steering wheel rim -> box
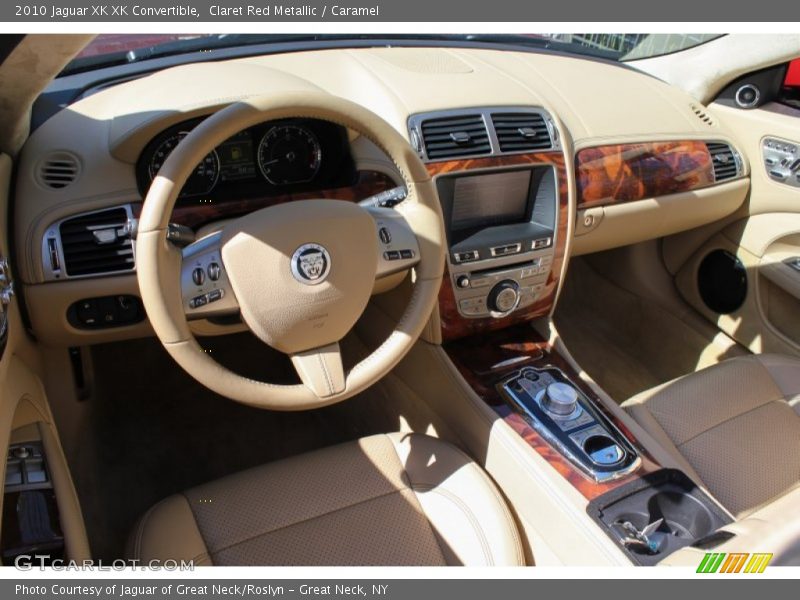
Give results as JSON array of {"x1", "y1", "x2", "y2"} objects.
[{"x1": 136, "y1": 92, "x2": 445, "y2": 410}]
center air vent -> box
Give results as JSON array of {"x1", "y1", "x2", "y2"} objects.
[
  {"x1": 37, "y1": 152, "x2": 81, "y2": 190},
  {"x1": 59, "y1": 207, "x2": 134, "y2": 277},
  {"x1": 419, "y1": 114, "x2": 491, "y2": 160},
  {"x1": 706, "y1": 142, "x2": 740, "y2": 182},
  {"x1": 492, "y1": 113, "x2": 552, "y2": 151}
]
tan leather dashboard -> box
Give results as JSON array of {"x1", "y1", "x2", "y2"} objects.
[{"x1": 13, "y1": 46, "x2": 752, "y2": 346}]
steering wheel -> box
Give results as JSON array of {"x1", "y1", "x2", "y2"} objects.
[{"x1": 136, "y1": 92, "x2": 445, "y2": 410}]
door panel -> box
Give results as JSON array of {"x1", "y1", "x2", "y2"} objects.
[
  {"x1": 663, "y1": 89, "x2": 800, "y2": 357},
  {"x1": 0, "y1": 153, "x2": 90, "y2": 562}
]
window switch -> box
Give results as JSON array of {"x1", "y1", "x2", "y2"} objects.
[
  {"x1": 5, "y1": 461, "x2": 23, "y2": 487},
  {"x1": 25, "y1": 458, "x2": 48, "y2": 484}
]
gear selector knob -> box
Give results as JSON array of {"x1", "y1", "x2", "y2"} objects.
[{"x1": 542, "y1": 382, "x2": 578, "y2": 416}]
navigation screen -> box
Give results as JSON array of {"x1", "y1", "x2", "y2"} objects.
[
  {"x1": 451, "y1": 170, "x2": 531, "y2": 231},
  {"x1": 218, "y1": 131, "x2": 257, "y2": 182}
]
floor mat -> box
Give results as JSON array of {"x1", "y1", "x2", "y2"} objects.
[
  {"x1": 72, "y1": 333, "x2": 404, "y2": 560},
  {"x1": 555, "y1": 258, "x2": 747, "y2": 403}
]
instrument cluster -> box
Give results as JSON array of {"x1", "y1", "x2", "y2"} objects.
[{"x1": 136, "y1": 117, "x2": 356, "y2": 204}]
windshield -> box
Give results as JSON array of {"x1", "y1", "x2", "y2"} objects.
[{"x1": 63, "y1": 33, "x2": 722, "y2": 76}]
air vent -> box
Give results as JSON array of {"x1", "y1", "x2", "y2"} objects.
[
  {"x1": 491, "y1": 113, "x2": 552, "y2": 151},
  {"x1": 59, "y1": 208, "x2": 134, "y2": 277},
  {"x1": 420, "y1": 114, "x2": 491, "y2": 160},
  {"x1": 706, "y1": 142, "x2": 740, "y2": 182},
  {"x1": 37, "y1": 152, "x2": 81, "y2": 190},
  {"x1": 690, "y1": 104, "x2": 715, "y2": 127}
]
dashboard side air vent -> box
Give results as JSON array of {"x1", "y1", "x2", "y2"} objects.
[
  {"x1": 706, "y1": 142, "x2": 740, "y2": 182},
  {"x1": 419, "y1": 114, "x2": 491, "y2": 160},
  {"x1": 59, "y1": 207, "x2": 134, "y2": 277},
  {"x1": 690, "y1": 104, "x2": 715, "y2": 127},
  {"x1": 492, "y1": 112, "x2": 553, "y2": 152},
  {"x1": 37, "y1": 152, "x2": 81, "y2": 190}
]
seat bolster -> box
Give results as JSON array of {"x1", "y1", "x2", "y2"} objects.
[
  {"x1": 755, "y1": 354, "x2": 800, "y2": 413},
  {"x1": 128, "y1": 494, "x2": 212, "y2": 566},
  {"x1": 622, "y1": 396, "x2": 706, "y2": 486},
  {"x1": 386, "y1": 433, "x2": 525, "y2": 566}
]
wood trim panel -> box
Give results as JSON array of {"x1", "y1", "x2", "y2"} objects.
[
  {"x1": 427, "y1": 152, "x2": 569, "y2": 342},
  {"x1": 444, "y1": 325, "x2": 661, "y2": 500},
  {"x1": 576, "y1": 140, "x2": 715, "y2": 210},
  {"x1": 132, "y1": 171, "x2": 396, "y2": 229}
]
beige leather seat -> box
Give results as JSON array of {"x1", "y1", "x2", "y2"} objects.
[
  {"x1": 623, "y1": 354, "x2": 800, "y2": 518},
  {"x1": 128, "y1": 433, "x2": 524, "y2": 566}
]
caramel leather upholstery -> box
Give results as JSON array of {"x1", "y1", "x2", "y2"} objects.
[
  {"x1": 623, "y1": 354, "x2": 800, "y2": 518},
  {"x1": 128, "y1": 433, "x2": 524, "y2": 566}
]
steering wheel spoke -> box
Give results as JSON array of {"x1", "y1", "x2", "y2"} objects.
[
  {"x1": 181, "y1": 232, "x2": 240, "y2": 320},
  {"x1": 290, "y1": 342, "x2": 346, "y2": 398},
  {"x1": 366, "y1": 206, "x2": 421, "y2": 279}
]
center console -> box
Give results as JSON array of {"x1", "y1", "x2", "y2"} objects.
[
  {"x1": 438, "y1": 167, "x2": 558, "y2": 319},
  {"x1": 499, "y1": 366, "x2": 640, "y2": 483}
]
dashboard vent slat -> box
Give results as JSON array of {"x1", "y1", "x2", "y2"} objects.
[
  {"x1": 59, "y1": 208, "x2": 134, "y2": 277},
  {"x1": 690, "y1": 104, "x2": 715, "y2": 127},
  {"x1": 37, "y1": 152, "x2": 81, "y2": 190},
  {"x1": 706, "y1": 142, "x2": 740, "y2": 182},
  {"x1": 492, "y1": 113, "x2": 553, "y2": 152},
  {"x1": 420, "y1": 114, "x2": 491, "y2": 160}
]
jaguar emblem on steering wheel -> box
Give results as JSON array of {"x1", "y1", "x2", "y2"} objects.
[{"x1": 291, "y1": 243, "x2": 331, "y2": 285}]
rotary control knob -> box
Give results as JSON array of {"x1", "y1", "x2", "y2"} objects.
[
  {"x1": 487, "y1": 280, "x2": 520, "y2": 314},
  {"x1": 542, "y1": 382, "x2": 579, "y2": 417}
]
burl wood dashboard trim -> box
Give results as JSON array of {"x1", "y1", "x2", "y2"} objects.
[
  {"x1": 133, "y1": 171, "x2": 396, "y2": 229},
  {"x1": 427, "y1": 152, "x2": 569, "y2": 342},
  {"x1": 444, "y1": 325, "x2": 661, "y2": 500},
  {"x1": 576, "y1": 140, "x2": 715, "y2": 210}
]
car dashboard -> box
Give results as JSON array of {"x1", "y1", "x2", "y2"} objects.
[{"x1": 13, "y1": 44, "x2": 751, "y2": 346}]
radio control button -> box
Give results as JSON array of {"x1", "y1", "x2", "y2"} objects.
[{"x1": 456, "y1": 275, "x2": 471, "y2": 289}]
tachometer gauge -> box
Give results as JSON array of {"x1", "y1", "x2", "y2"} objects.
[
  {"x1": 257, "y1": 125, "x2": 322, "y2": 185},
  {"x1": 148, "y1": 132, "x2": 220, "y2": 196}
]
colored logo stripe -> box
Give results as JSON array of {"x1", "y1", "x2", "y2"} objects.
[
  {"x1": 744, "y1": 553, "x2": 773, "y2": 573},
  {"x1": 697, "y1": 552, "x2": 772, "y2": 573}
]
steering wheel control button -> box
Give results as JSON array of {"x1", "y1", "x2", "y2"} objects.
[
  {"x1": 400, "y1": 249, "x2": 414, "y2": 259},
  {"x1": 378, "y1": 227, "x2": 392, "y2": 245},
  {"x1": 207, "y1": 289, "x2": 224, "y2": 303},
  {"x1": 189, "y1": 295, "x2": 208, "y2": 309},
  {"x1": 207, "y1": 262, "x2": 221, "y2": 281},
  {"x1": 384, "y1": 250, "x2": 401, "y2": 261},
  {"x1": 192, "y1": 267, "x2": 206, "y2": 286},
  {"x1": 290, "y1": 243, "x2": 331, "y2": 285}
]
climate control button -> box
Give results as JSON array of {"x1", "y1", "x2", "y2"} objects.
[{"x1": 487, "y1": 280, "x2": 520, "y2": 314}]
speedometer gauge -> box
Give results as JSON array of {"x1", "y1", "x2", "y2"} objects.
[
  {"x1": 148, "y1": 132, "x2": 220, "y2": 196},
  {"x1": 257, "y1": 125, "x2": 322, "y2": 185}
]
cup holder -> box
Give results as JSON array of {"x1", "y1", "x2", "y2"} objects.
[
  {"x1": 587, "y1": 470, "x2": 733, "y2": 565},
  {"x1": 582, "y1": 434, "x2": 624, "y2": 466}
]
